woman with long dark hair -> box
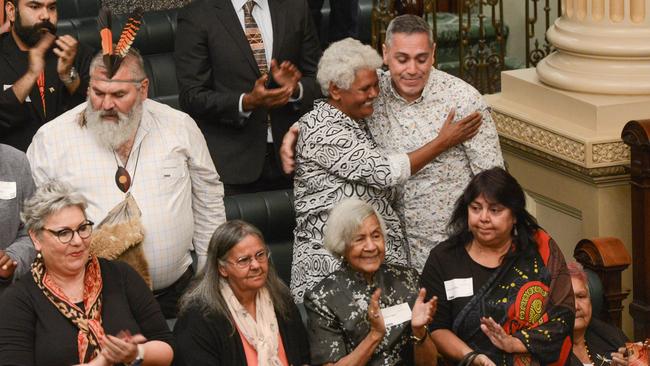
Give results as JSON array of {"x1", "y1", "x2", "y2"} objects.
[
  {"x1": 173, "y1": 220, "x2": 310, "y2": 365},
  {"x1": 420, "y1": 167, "x2": 574, "y2": 366}
]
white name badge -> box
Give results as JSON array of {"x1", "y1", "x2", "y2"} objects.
[
  {"x1": 0, "y1": 181, "x2": 17, "y2": 200},
  {"x1": 381, "y1": 302, "x2": 412, "y2": 328},
  {"x1": 444, "y1": 277, "x2": 474, "y2": 300}
]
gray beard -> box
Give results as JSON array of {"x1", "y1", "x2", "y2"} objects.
[{"x1": 84, "y1": 100, "x2": 143, "y2": 149}]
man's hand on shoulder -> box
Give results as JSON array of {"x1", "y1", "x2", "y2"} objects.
[
  {"x1": 436, "y1": 108, "x2": 482, "y2": 150},
  {"x1": 242, "y1": 74, "x2": 293, "y2": 111},
  {"x1": 280, "y1": 123, "x2": 300, "y2": 174}
]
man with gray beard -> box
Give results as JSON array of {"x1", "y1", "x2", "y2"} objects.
[{"x1": 27, "y1": 48, "x2": 226, "y2": 318}]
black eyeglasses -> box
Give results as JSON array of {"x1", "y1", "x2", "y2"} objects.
[
  {"x1": 43, "y1": 221, "x2": 94, "y2": 244},
  {"x1": 227, "y1": 250, "x2": 271, "y2": 269}
]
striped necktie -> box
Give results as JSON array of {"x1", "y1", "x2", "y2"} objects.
[{"x1": 243, "y1": 1, "x2": 268, "y2": 75}]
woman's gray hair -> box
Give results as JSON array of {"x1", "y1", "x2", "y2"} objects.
[
  {"x1": 317, "y1": 37, "x2": 383, "y2": 96},
  {"x1": 385, "y1": 14, "x2": 434, "y2": 49},
  {"x1": 178, "y1": 220, "x2": 292, "y2": 326},
  {"x1": 324, "y1": 198, "x2": 387, "y2": 258},
  {"x1": 21, "y1": 181, "x2": 88, "y2": 233}
]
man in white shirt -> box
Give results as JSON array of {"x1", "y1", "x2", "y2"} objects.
[{"x1": 28, "y1": 49, "x2": 226, "y2": 317}]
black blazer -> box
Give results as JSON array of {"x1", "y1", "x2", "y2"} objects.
[
  {"x1": 0, "y1": 32, "x2": 92, "y2": 151},
  {"x1": 174, "y1": 0, "x2": 321, "y2": 184}
]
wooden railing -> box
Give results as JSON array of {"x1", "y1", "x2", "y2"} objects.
[
  {"x1": 622, "y1": 120, "x2": 650, "y2": 340},
  {"x1": 574, "y1": 238, "x2": 631, "y2": 328}
]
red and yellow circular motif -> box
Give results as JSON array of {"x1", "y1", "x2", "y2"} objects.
[{"x1": 505, "y1": 281, "x2": 549, "y2": 333}]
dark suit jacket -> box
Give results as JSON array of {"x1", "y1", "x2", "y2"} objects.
[
  {"x1": 0, "y1": 32, "x2": 92, "y2": 151},
  {"x1": 174, "y1": 0, "x2": 321, "y2": 184}
]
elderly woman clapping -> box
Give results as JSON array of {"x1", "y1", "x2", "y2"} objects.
[
  {"x1": 0, "y1": 181, "x2": 173, "y2": 366},
  {"x1": 304, "y1": 199, "x2": 437, "y2": 365},
  {"x1": 291, "y1": 37, "x2": 480, "y2": 303},
  {"x1": 173, "y1": 220, "x2": 310, "y2": 366}
]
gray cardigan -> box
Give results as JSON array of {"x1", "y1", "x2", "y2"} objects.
[{"x1": 0, "y1": 144, "x2": 35, "y2": 289}]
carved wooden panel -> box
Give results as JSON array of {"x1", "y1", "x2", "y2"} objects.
[
  {"x1": 574, "y1": 237, "x2": 631, "y2": 328},
  {"x1": 622, "y1": 119, "x2": 650, "y2": 340}
]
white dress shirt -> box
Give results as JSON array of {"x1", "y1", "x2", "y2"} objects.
[{"x1": 27, "y1": 99, "x2": 227, "y2": 290}]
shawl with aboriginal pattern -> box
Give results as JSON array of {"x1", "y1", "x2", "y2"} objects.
[
  {"x1": 31, "y1": 255, "x2": 105, "y2": 363},
  {"x1": 452, "y1": 230, "x2": 574, "y2": 366}
]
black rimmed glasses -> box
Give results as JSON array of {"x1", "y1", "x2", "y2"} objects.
[
  {"x1": 43, "y1": 221, "x2": 94, "y2": 244},
  {"x1": 227, "y1": 250, "x2": 271, "y2": 269}
]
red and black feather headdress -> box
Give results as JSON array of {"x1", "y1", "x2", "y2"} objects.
[{"x1": 97, "y1": 7, "x2": 144, "y2": 78}]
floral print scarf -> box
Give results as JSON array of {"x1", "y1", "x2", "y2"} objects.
[{"x1": 31, "y1": 255, "x2": 105, "y2": 363}]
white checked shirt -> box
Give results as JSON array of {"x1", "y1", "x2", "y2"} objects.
[{"x1": 28, "y1": 99, "x2": 226, "y2": 290}]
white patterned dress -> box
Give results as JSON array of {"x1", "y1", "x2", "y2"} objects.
[
  {"x1": 369, "y1": 68, "x2": 504, "y2": 272},
  {"x1": 291, "y1": 101, "x2": 411, "y2": 303}
]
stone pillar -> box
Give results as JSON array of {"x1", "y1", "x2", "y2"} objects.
[
  {"x1": 536, "y1": 0, "x2": 650, "y2": 94},
  {"x1": 485, "y1": 1, "x2": 650, "y2": 338}
]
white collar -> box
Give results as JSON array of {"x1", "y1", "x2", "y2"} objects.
[{"x1": 232, "y1": 0, "x2": 268, "y2": 11}]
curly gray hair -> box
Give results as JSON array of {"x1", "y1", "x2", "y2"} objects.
[
  {"x1": 21, "y1": 181, "x2": 88, "y2": 233},
  {"x1": 316, "y1": 38, "x2": 383, "y2": 96},
  {"x1": 324, "y1": 198, "x2": 387, "y2": 258}
]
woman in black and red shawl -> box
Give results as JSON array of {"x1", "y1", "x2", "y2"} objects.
[{"x1": 421, "y1": 167, "x2": 574, "y2": 366}]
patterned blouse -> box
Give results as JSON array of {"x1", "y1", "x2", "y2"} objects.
[
  {"x1": 305, "y1": 263, "x2": 420, "y2": 365},
  {"x1": 369, "y1": 68, "x2": 504, "y2": 272},
  {"x1": 291, "y1": 101, "x2": 411, "y2": 303}
]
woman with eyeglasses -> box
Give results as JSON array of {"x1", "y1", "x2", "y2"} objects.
[
  {"x1": 0, "y1": 181, "x2": 173, "y2": 366},
  {"x1": 173, "y1": 220, "x2": 310, "y2": 366}
]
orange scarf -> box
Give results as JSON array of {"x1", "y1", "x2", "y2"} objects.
[{"x1": 31, "y1": 255, "x2": 105, "y2": 363}]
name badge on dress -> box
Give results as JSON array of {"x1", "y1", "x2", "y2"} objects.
[
  {"x1": 0, "y1": 181, "x2": 17, "y2": 200},
  {"x1": 444, "y1": 277, "x2": 473, "y2": 300},
  {"x1": 381, "y1": 302, "x2": 412, "y2": 328}
]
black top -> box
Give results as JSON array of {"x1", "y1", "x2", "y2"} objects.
[
  {"x1": 570, "y1": 318, "x2": 629, "y2": 366},
  {"x1": 0, "y1": 32, "x2": 92, "y2": 151},
  {"x1": 0, "y1": 259, "x2": 172, "y2": 366},
  {"x1": 420, "y1": 240, "x2": 496, "y2": 331},
  {"x1": 173, "y1": 300, "x2": 310, "y2": 366}
]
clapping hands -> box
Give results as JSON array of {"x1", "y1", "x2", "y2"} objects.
[
  {"x1": 367, "y1": 288, "x2": 386, "y2": 338},
  {"x1": 411, "y1": 288, "x2": 436, "y2": 329}
]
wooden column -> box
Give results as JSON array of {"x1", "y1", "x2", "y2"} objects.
[
  {"x1": 574, "y1": 238, "x2": 631, "y2": 328},
  {"x1": 622, "y1": 119, "x2": 650, "y2": 340}
]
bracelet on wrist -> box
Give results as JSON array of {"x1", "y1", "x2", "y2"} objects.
[
  {"x1": 409, "y1": 325, "x2": 429, "y2": 345},
  {"x1": 60, "y1": 67, "x2": 78, "y2": 86},
  {"x1": 459, "y1": 351, "x2": 481, "y2": 366},
  {"x1": 128, "y1": 344, "x2": 144, "y2": 366}
]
